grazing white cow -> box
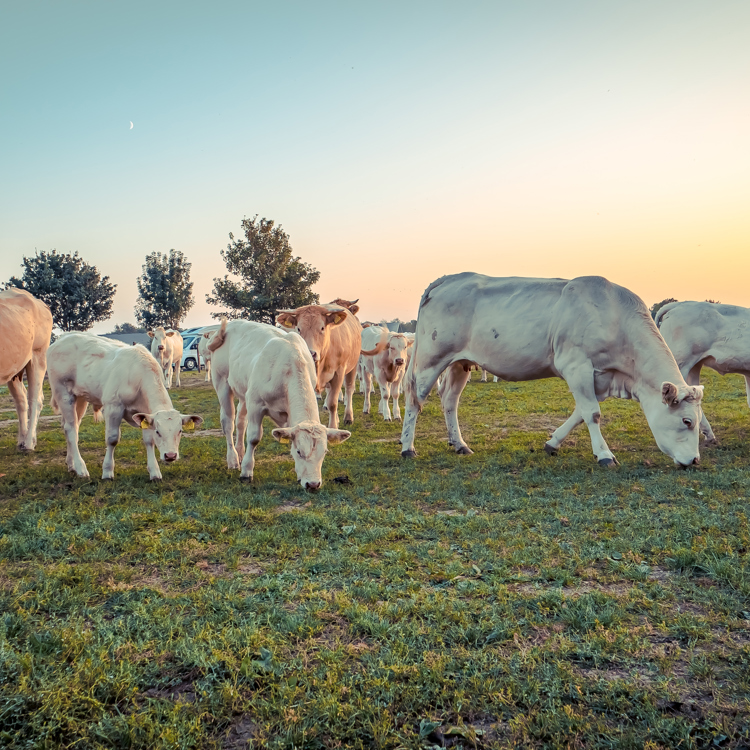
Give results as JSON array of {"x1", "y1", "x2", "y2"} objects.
[
  {"x1": 401, "y1": 273, "x2": 704, "y2": 467},
  {"x1": 656, "y1": 301, "x2": 750, "y2": 443},
  {"x1": 276, "y1": 304, "x2": 362, "y2": 428},
  {"x1": 207, "y1": 318, "x2": 351, "y2": 488},
  {"x1": 361, "y1": 326, "x2": 414, "y2": 420},
  {"x1": 0, "y1": 288, "x2": 53, "y2": 451},
  {"x1": 148, "y1": 327, "x2": 184, "y2": 388},
  {"x1": 199, "y1": 332, "x2": 215, "y2": 382},
  {"x1": 47, "y1": 334, "x2": 202, "y2": 480}
]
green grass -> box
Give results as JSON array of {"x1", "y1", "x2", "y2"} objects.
[{"x1": 1, "y1": 371, "x2": 749, "y2": 749}]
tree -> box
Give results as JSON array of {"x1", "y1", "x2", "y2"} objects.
[
  {"x1": 650, "y1": 298, "x2": 678, "y2": 319},
  {"x1": 135, "y1": 249, "x2": 194, "y2": 330},
  {"x1": 110, "y1": 322, "x2": 145, "y2": 334},
  {"x1": 6, "y1": 250, "x2": 116, "y2": 331},
  {"x1": 206, "y1": 216, "x2": 320, "y2": 324}
]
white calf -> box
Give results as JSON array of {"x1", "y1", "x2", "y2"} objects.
[{"x1": 148, "y1": 327, "x2": 184, "y2": 388}]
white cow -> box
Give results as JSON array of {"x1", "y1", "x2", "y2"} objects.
[
  {"x1": 47, "y1": 333, "x2": 202, "y2": 480},
  {"x1": 656, "y1": 300, "x2": 750, "y2": 443},
  {"x1": 401, "y1": 273, "x2": 704, "y2": 467},
  {"x1": 361, "y1": 326, "x2": 414, "y2": 421},
  {"x1": 148, "y1": 327, "x2": 184, "y2": 388},
  {"x1": 0, "y1": 288, "x2": 53, "y2": 451},
  {"x1": 199, "y1": 332, "x2": 215, "y2": 382},
  {"x1": 207, "y1": 318, "x2": 351, "y2": 488}
]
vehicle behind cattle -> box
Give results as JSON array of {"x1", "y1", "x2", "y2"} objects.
[
  {"x1": 401, "y1": 273, "x2": 704, "y2": 467},
  {"x1": 148, "y1": 327, "x2": 184, "y2": 388},
  {"x1": 47, "y1": 333, "x2": 202, "y2": 480},
  {"x1": 275, "y1": 304, "x2": 362, "y2": 428},
  {"x1": 207, "y1": 318, "x2": 351, "y2": 488},
  {"x1": 656, "y1": 300, "x2": 750, "y2": 443},
  {"x1": 0, "y1": 288, "x2": 53, "y2": 451}
]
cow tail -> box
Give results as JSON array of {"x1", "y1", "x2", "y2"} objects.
[
  {"x1": 361, "y1": 327, "x2": 389, "y2": 356},
  {"x1": 92, "y1": 405, "x2": 103, "y2": 423},
  {"x1": 654, "y1": 301, "x2": 679, "y2": 329},
  {"x1": 207, "y1": 318, "x2": 228, "y2": 353},
  {"x1": 50, "y1": 391, "x2": 59, "y2": 414},
  {"x1": 403, "y1": 330, "x2": 421, "y2": 412}
]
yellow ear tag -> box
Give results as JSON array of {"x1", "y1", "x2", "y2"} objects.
[
  {"x1": 283, "y1": 320, "x2": 294, "y2": 328},
  {"x1": 279, "y1": 436, "x2": 290, "y2": 444},
  {"x1": 140, "y1": 419, "x2": 150, "y2": 429},
  {"x1": 334, "y1": 314, "x2": 345, "y2": 324},
  {"x1": 184, "y1": 420, "x2": 195, "y2": 430}
]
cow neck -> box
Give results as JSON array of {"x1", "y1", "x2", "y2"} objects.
[
  {"x1": 286, "y1": 365, "x2": 321, "y2": 426},
  {"x1": 138, "y1": 353, "x2": 175, "y2": 413},
  {"x1": 628, "y1": 317, "x2": 684, "y2": 397}
]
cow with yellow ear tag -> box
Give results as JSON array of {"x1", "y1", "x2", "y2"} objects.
[
  {"x1": 275, "y1": 303, "x2": 362, "y2": 428},
  {"x1": 47, "y1": 332, "x2": 203, "y2": 481}
]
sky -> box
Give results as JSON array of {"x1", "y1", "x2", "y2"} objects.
[{"x1": 1, "y1": 1, "x2": 749, "y2": 332}]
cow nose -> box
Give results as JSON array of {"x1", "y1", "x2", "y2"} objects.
[
  {"x1": 164, "y1": 452, "x2": 177, "y2": 462},
  {"x1": 310, "y1": 351, "x2": 318, "y2": 362},
  {"x1": 158, "y1": 345, "x2": 165, "y2": 351},
  {"x1": 395, "y1": 358, "x2": 405, "y2": 365},
  {"x1": 305, "y1": 480, "x2": 321, "y2": 491},
  {"x1": 691, "y1": 457, "x2": 700, "y2": 466},
  {"x1": 678, "y1": 457, "x2": 700, "y2": 468}
]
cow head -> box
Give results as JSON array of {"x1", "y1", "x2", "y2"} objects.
[
  {"x1": 131, "y1": 411, "x2": 203, "y2": 463},
  {"x1": 271, "y1": 420, "x2": 351, "y2": 489},
  {"x1": 644, "y1": 382, "x2": 704, "y2": 467},
  {"x1": 276, "y1": 306, "x2": 348, "y2": 365},
  {"x1": 329, "y1": 298, "x2": 360, "y2": 316},
  {"x1": 386, "y1": 332, "x2": 414, "y2": 368}
]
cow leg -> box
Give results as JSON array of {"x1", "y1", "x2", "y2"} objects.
[
  {"x1": 441, "y1": 362, "x2": 473, "y2": 454},
  {"x1": 493, "y1": 375, "x2": 499, "y2": 383},
  {"x1": 685, "y1": 363, "x2": 716, "y2": 443},
  {"x1": 174, "y1": 360, "x2": 181, "y2": 387},
  {"x1": 481, "y1": 369, "x2": 488, "y2": 383},
  {"x1": 401, "y1": 360, "x2": 448, "y2": 458},
  {"x1": 216, "y1": 380, "x2": 240, "y2": 469},
  {"x1": 363, "y1": 369, "x2": 373, "y2": 413},
  {"x1": 379, "y1": 378, "x2": 393, "y2": 421},
  {"x1": 343, "y1": 368, "x2": 356, "y2": 425},
  {"x1": 7, "y1": 375, "x2": 30, "y2": 451},
  {"x1": 205, "y1": 360, "x2": 211, "y2": 383},
  {"x1": 74, "y1": 397, "x2": 88, "y2": 426},
  {"x1": 22, "y1": 352, "x2": 46, "y2": 451},
  {"x1": 562, "y1": 364, "x2": 617, "y2": 466},
  {"x1": 140, "y1": 424, "x2": 162, "y2": 481},
  {"x1": 101, "y1": 406, "x2": 125, "y2": 480},
  {"x1": 325, "y1": 372, "x2": 344, "y2": 428},
  {"x1": 745, "y1": 375, "x2": 750, "y2": 410},
  {"x1": 545, "y1": 409, "x2": 584, "y2": 455},
  {"x1": 391, "y1": 379, "x2": 403, "y2": 421},
  {"x1": 235, "y1": 400, "x2": 248, "y2": 462},
  {"x1": 239, "y1": 404, "x2": 263, "y2": 481},
  {"x1": 56, "y1": 388, "x2": 89, "y2": 477}
]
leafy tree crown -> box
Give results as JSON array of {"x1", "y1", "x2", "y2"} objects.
[
  {"x1": 135, "y1": 249, "x2": 194, "y2": 329},
  {"x1": 206, "y1": 216, "x2": 320, "y2": 324},
  {"x1": 6, "y1": 250, "x2": 116, "y2": 331}
]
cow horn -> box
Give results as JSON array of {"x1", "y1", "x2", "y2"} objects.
[
  {"x1": 276, "y1": 308, "x2": 298, "y2": 315},
  {"x1": 361, "y1": 327, "x2": 389, "y2": 356}
]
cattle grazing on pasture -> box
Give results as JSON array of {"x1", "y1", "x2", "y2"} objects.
[
  {"x1": 656, "y1": 300, "x2": 750, "y2": 443},
  {"x1": 199, "y1": 331, "x2": 215, "y2": 382},
  {"x1": 47, "y1": 334, "x2": 202, "y2": 480},
  {"x1": 207, "y1": 318, "x2": 351, "y2": 488},
  {"x1": 360, "y1": 326, "x2": 414, "y2": 421},
  {"x1": 148, "y1": 327, "x2": 184, "y2": 388},
  {"x1": 0, "y1": 288, "x2": 53, "y2": 451},
  {"x1": 275, "y1": 304, "x2": 362, "y2": 428},
  {"x1": 401, "y1": 273, "x2": 704, "y2": 467}
]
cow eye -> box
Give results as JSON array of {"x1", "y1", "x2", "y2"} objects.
[{"x1": 682, "y1": 418, "x2": 693, "y2": 428}]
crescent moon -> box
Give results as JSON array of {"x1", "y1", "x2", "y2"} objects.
[{"x1": 129, "y1": 121, "x2": 133, "y2": 129}]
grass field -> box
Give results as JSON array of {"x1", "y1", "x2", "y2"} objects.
[{"x1": 1, "y1": 370, "x2": 749, "y2": 749}]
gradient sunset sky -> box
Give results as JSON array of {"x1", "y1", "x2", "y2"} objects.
[{"x1": 2, "y1": 1, "x2": 749, "y2": 330}]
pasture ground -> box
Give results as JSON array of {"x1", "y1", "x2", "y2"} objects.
[{"x1": 1, "y1": 371, "x2": 749, "y2": 749}]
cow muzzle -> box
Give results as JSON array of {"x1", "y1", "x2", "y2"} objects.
[
  {"x1": 394, "y1": 358, "x2": 405, "y2": 366},
  {"x1": 677, "y1": 457, "x2": 700, "y2": 468},
  {"x1": 158, "y1": 345, "x2": 165, "y2": 351},
  {"x1": 309, "y1": 350, "x2": 318, "y2": 363},
  {"x1": 304, "y1": 480, "x2": 321, "y2": 491},
  {"x1": 164, "y1": 452, "x2": 178, "y2": 462}
]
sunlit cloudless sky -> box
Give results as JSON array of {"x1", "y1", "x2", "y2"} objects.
[{"x1": 2, "y1": 1, "x2": 749, "y2": 331}]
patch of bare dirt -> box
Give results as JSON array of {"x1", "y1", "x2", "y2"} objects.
[
  {"x1": 182, "y1": 428, "x2": 224, "y2": 438},
  {"x1": 0, "y1": 414, "x2": 61, "y2": 428},
  {"x1": 275, "y1": 500, "x2": 312, "y2": 513},
  {"x1": 221, "y1": 715, "x2": 257, "y2": 749},
  {"x1": 512, "y1": 580, "x2": 632, "y2": 597},
  {"x1": 142, "y1": 670, "x2": 200, "y2": 703}
]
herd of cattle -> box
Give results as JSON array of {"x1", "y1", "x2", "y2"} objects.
[{"x1": 2, "y1": 273, "x2": 750, "y2": 488}]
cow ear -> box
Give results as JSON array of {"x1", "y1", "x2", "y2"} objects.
[
  {"x1": 348, "y1": 304, "x2": 360, "y2": 316},
  {"x1": 182, "y1": 414, "x2": 203, "y2": 430},
  {"x1": 132, "y1": 412, "x2": 154, "y2": 429},
  {"x1": 688, "y1": 385, "x2": 704, "y2": 403},
  {"x1": 272, "y1": 427, "x2": 293, "y2": 444},
  {"x1": 276, "y1": 313, "x2": 297, "y2": 329},
  {"x1": 326, "y1": 428, "x2": 351, "y2": 445},
  {"x1": 147, "y1": 331, "x2": 155, "y2": 338},
  {"x1": 166, "y1": 331, "x2": 175, "y2": 337},
  {"x1": 326, "y1": 310, "x2": 347, "y2": 326},
  {"x1": 406, "y1": 337, "x2": 415, "y2": 347},
  {"x1": 661, "y1": 382, "x2": 679, "y2": 405}
]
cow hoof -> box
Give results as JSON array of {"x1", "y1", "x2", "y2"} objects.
[
  {"x1": 239, "y1": 475, "x2": 253, "y2": 483},
  {"x1": 401, "y1": 449, "x2": 417, "y2": 458},
  {"x1": 150, "y1": 476, "x2": 162, "y2": 482},
  {"x1": 597, "y1": 458, "x2": 618, "y2": 468},
  {"x1": 17, "y1": 445, "x2": 31, "y2": 453},
  {"x1": 544, "y1": 443, "x2": 558, "y2": 456},
  {"x1": 344, "y1": 418, "x2": 353, "y2": 426},
  {"x1": 455, "y1": 446, "x2": 474, "y2": 455}
]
